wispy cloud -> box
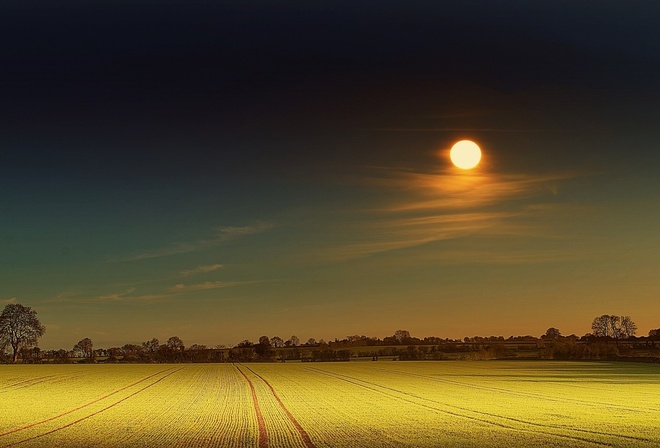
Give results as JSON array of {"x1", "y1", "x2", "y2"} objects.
[
  {"x1": 110, "y1": 222, "x2": 273, "y2": 262},
  {"x1": 168, "y1": 281, "x2": 242, "y2": 292},
  {"x1": 1, "y1": 297, "x2": 17, "y2": 304},
  {"x1": 327, "y1": 166, "x2": 586, "y2": 261},
  {"x1": 216, "y1": 223, "x2": 273, "y2": 238},
  {"x1": 96, "y1": 288, "x2": 136, "y2": 302},
  {"x1": 46, "y1": 278, "x2": 254, "y2": 305},
  {"x1": 365, "y1": 168, "x2": 573, "y2": 212},
  {"x1": 179, "y1": 264, "x2": 223, "y2": 277}
]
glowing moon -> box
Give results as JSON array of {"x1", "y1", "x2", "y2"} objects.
[{"x1": 450, "y1": 140, "x2": 481, "y2": 169}]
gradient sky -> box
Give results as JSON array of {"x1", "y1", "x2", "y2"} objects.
[{"x1": 2, "y1": 1, "x2": 659, "y2": 349}]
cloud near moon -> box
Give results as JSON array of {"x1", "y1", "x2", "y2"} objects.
[{"x1": 323, "y1": 163, "x2": 582, "y2": 261}]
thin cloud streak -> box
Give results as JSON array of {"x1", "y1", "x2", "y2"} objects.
[
  {"x1": 369, "y1": 169, "x2": 576, "y2": 212},
  {"x1": 169, "y1": 281, "x2": 243, "y2": 292},
  {"x1": 109, "y1": 222, "x2": 273, "y2": 262},
  {"x1": 397, "y1": 246, "x2": 593, "y2": 266},
  {"x1": 328, "y1": 167, "x2": 588, "y2": 261},
  {"x1": 179, "y1": 264, "x2": 223, "y2": 277},
  {"x1": 46, "y1": 280, "x2": 252, "y2": 305},
  {"x1": 325, "y1": 215, "x2": 522, "y2": 261},
  {"x1": 96, "y1": 289, "x2": 136, "y2": 302},
  {"x1": 216, "y1": 223, "x2": 273, "y2": 238}
]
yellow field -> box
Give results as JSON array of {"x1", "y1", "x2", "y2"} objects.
[{"x1": 0, "y1": 361, "x2": 658, "y2": 447}]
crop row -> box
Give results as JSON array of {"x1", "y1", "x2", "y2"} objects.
[{"x1": 1, "y1": 361, "x2": 658, "y2": 447}]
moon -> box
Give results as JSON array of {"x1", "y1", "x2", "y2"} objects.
[{"x1": 450, "y1": 140, "x2": 482, "y2": 169}]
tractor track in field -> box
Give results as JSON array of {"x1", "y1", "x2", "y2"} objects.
[
  {"x1": 0, "y1": 367, "x2": 178, "y2": 438},
  {"x1": 240, "y1": 365, "x2": 316, "y2": 448},
  {"x1": 0, "y1": 367, "x2": 185, "y2": 447},
  {"x1": 367, "y1": 366, "x2": 657, "y2": 444},
  {"x1": 235, "y1": 365, "x2": 269, "y2": 448},
  {"x1": 306, "y1": 366, "x2": 631, "y2": 447},
  {"x1": 0, "y1": 373, "x2": 85, "y2": 393},
  {"x1": 235, "y1": 364, "x2": 316, "y2": 448},
  {"x1": 372, "y1": 366, "x2": 660, "y2": 414},
  {"x1": 0, "y1": 374, "x2": 61, "y2": 391}
]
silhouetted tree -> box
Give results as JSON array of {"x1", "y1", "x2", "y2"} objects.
[
  {"x1": 0, "y1": 303, "x2": 46, "y2": 363},
  {"x1": 122, "y1": 343, "x2": 140, "y2": 356},
  {"x1": 394, "y1": 329, "x2": 411, "y2": 344},
  {"x1": 620, "y1": 316, "x2": 637, "y2": 339},
  {"x1": 591, "y1": 315, "x2": 637, "y2": 345},
  {"x1": 258, "y1": 335, "x2": 270, "y2": 345},
  {"x1": 546, "y1": 339, "x2": 586, "y2": 360},
  {"x1": 543, "y1": 327, "x2": 562, "y2": 339},
  {"x1": 229, "y1": 345, "x2": 255, "y2": 362},
  {"x1": 20, "y1": 346, "x2": 41, "y2": 363},
  {"x1": 270, "y1": 336, "x2": 284, "y2": 348},
  {"x1": 106, "y1": 347, "x2": 122, "y2": 363},
  {"x1": 591, "y1": 315, "x2": 619, "y2": 338},
  {"x1": 73, "y1": 338, "x2": 94, "y2": 360},
  {"x1": 289, "y1": 335, "x2": 300, "y2": 347},
  {"x1": 592, "y1": 316, "x2": 612, "y2": 339},
  {"x1": 305, "y1": 338, "x2": 316, "y2": 346},
  {"x1": 47, "y1": 349, "x2": 70, "y2": 363},
  {"x1": 167, "y1": 336, "x2": 184, "y2": 351},
  {"x1": 255, "y1": 335, "x2": 273, "y2": 360},
  {"x1": 142, "y1": 338, "x2": 159, "y2": 354}
]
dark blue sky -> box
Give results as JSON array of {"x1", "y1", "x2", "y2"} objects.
[{"x1": 2, "y1": 1, "x2": 659, "y2": 348}]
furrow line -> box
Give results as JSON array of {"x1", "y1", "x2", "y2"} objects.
[
  {"x1": 234, "y1": 364, "x2": 268, "y2": 448},
  {"x1": 0, "y1": 373, "x2": 85, "y2": 393},
  {"x1": 0, "y1": 367, "x2": 186, "y2": 447},
  {"x1": 0, "y1": 367, "x2": 178, "y2": 438},
  {"x1": 375, "y1": 366, "x2": 660, "y2": 413},
  {"x1": 373, "y1": 367, "x2": 656, "y2": 443},
  {"x1": 241, "y1": 365, "x2": 316, "y2": 448},
  {"x1": 306, "y1": 367, "x2": 614, "y2": 447}
]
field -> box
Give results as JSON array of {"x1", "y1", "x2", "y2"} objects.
[{"x1": 1, "y1": 361, "x2": 659, "y2": 447}]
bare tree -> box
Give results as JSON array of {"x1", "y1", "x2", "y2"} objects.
[
  {"x1": 346, "y1": 335, "x2": 368, "y2": 345},
  {"x1": 107, "y1": 347, "x2": 122, "y2": 361},
  {"x1": 270, "y1": 336, "x2": 284, "y2": 348},
  {"x1": 122, "y1": 344, "x2": 141, "y2": 357},
  {"x1": 142, "y1": 338, "x2": 159, "y2": 354},
  {"x1": 0, "y1": 303, "x2": 46, "y2": 363},
  {"x1": 591, "y1": 315, "x2": 637, "y2": 347},
  {"x1": 543, "y1": 327, "x2": 562, "y2": 339},
  {"x1": 591, "y1": 315, "x2": 619, "y2": 338},
  {"x1": 591, "y1": 315, "x2": 607, "y2": 337},
  {"x1": 73, "y1": 338, "x2": 94, "y2": 359},
  {"x1": 620, "y1": 316, "x2": 637, "y2": 339},
  {"x1": 167, "y1": 336, "x2": 184, "y2": 351},
  {"x1": 394, "y1": 329, "x2": 411, "y2": 344}
]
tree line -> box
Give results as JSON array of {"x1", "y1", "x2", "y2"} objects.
[{"x1": 2, "y1": 303, "x2": 659, "y2": 364}]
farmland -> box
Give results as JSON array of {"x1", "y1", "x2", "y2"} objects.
[{"x1": 1, "y1": 361, "x2": 659, "y2": 447}]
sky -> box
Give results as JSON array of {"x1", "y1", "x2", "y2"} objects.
[{"x1": 2, "y1": 1, "x2": 660, "y2": 350}]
